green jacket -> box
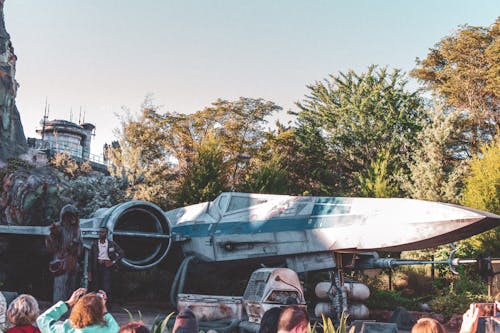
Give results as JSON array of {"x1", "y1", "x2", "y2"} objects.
[{"x1": 37, "y1": 301, "x2": 119, "y2": 333}]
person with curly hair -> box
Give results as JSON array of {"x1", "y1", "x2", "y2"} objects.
[
  {"x1": 37, "y1": 288, "x2": 119, "y2": 333},
  {"x1": 5, "y1": 294, "x2": 40, "y2": 333}
]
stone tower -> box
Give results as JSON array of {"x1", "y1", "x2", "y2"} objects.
[{"x1": 0, "y1": 0, "x2": 26, "y2": 162}]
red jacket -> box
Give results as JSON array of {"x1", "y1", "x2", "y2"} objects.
[{"x1": 6, "y1": 325, "x2": 41, "y2": 333}]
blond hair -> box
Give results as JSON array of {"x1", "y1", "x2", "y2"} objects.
[
  {"x1": 6, "y1": 294, "x2": 39, "y2": 326},
  {"x1": 411, "y1": 318, "x2": 447, "y2": 333}
]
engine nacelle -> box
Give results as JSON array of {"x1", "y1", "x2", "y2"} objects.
[{"x1": 82, "y1": 200, "x2": 172, "y2": 270}]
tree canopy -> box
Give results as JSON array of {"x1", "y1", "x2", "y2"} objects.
[
  {"x1": 411, "y1": 18, "x2": 499, "y2": 156},
  {"x1": 295, "y1": 65, "x2": 424, "y2": 195}
]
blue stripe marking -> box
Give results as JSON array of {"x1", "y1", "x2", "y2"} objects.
[{"x1": 172, "y1": 215, "x2": 352, "y2": 238}]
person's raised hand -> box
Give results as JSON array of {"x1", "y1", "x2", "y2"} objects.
[
  {"x1": 459, "y1": 304, "x2": 479, "y2": 333},
  {"x1": 67, "y1": 288, "x2": 87, "y2": 307}
]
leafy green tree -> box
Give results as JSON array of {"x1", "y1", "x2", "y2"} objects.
[
  {"x1": 460, "y1": 134, "x2": 500, "y2": 256},
  {"x1": 107, "y1": 97, "x2": 281, "y2": 208},
  {"x1": 241, "y1": 157, "x2": 289, "y2": 194},
  {"x1": 295, "y1": 65, "x2": 424, "y2": 195},
  {"x1": 193, "y1": 98, "x2": 282, "y2": 188},
  {"x1": 402, "y1": 105, "x2": 467, "y2": 202},
  {"x1": 177, "y1": 136, "x2": 228, "y2": 206},
  {"x1": 358, "y1": 150, "x2": 397, "y2": 198},
  {"x1": 106, "y1": 100, "x2": 179, "y2": 209},
  {"x1": 62, "y1": 174, "x2": 127, "y2": 217},
  {"x1": 411, "y1": 18, "x2": 499, "y2": 156}
]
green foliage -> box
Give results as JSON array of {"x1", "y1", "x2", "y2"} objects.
[
  {"x1": 403, "y1": 105, "x2": 467, "y2": 202},
  {"x1": 150, "y1": 312, "x2": 175, "y2": 333},
  {"x1": 0, "y1": 157, "x2": 33, "y2": 180},
  {"x1": 462, "y1": 133, "x2": 500, "y2": 214},
  {"x1": 411, "y1": 18, "x2": 499, "y2": 156},
  {"x1": 177, "y1": 136, "x2": 228, "y2": 205},
  {"x1": 365, "y1": 289, "x2": 420, "y2": 310},
  {"x1": 50, "y1": 152, "x2": 93, "y2": 179},
  {"x1": 61, "y1": 174, "x2": 127, "y2": 217},
  {"x1": 107, "y1": 96, "x2": 281, "y2": 209},
  {"x1": 241, "y1": 157, "x2": 290, "y2": 194},
  {"x1": 295, "y1": 65, "x2": 424, "y2": 195},
  {"x1": 430, "y1": 273, "x2": 488, "y2": 318},
  {"x1": 358, "y1": 150, "x2": 398, "y2": 198},
  {"x1": 314, "y1": 312, "x2": 354, "y2": 333},
  {"x1": 124, "y1": 309, "x2": 174, "y2": 333},
  {"x1": 459, "y1": 133, "x2": 500, "y2": 256}
]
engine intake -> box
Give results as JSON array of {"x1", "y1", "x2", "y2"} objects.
[{"x1": 95, "y1": 201, "x2": 172, "y2": 270}]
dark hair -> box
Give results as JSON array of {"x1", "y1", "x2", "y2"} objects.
[
  {"x1": 173, "y1": 308, "x2": 198, "y2": 333},
  {"x1": 259, "y1": 307, "x2": 283, "y2": 333},
  {"x1": 119, "y1": 321, "x2": 150, "y2": 333},
  {"x1": 277, "y1": 306, "x2": 309, "y2": 333}
]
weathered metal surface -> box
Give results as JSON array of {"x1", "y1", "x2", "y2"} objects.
[
  {"x1": 1, "y1": 192, "x2": 498, "y2": 274},
  {"x1": 243, "y1": 268, "x2": 306, "y2": 323},
  {"x1": 177, "y1": 293, "x2": 243, "y2": 321},
  {"x1": 170, "y1": 193, "x2": 499, "y2": 267}
]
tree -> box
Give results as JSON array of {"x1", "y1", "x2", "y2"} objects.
[
  {"x1": 411, "y1": 18, "x2": 499, "y2": 156},
  {"x1": 402, "y1": 104, "x2": 467, "y2": 203},
  {"x1": 177, "y1": 136, "x2": 229, "y2": 206},
  {"x1": 106, "y1": 100, "x2": 179, "y2": 209},
  {"x1": 295, "y1": 65, "x2": 425, "y2": 195},
  {"x1": 358, "y1": 150, "x2": 398, "y2": 198},
  {"x1": 107, "y1": 97, "x2": 281, "y2": 208},
  {"x1": 459, "y1": 134, "x2": 500, "y2": 256},
  {"x1": 193, "y1": 98, "x2": 282, "y2": 188}
]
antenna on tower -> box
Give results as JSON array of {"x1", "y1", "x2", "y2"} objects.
[
  {"x1": 70, "y1": 108, "x2": 73, "y2": 122},
  {"x1": 83, "y1": 110, "x2": 86, "y2": 123},
  {"x1": 42, "y1": 98, "x2": 49, "y2": 141},
  {"x1": 78, "y1": 107, "x2": 82, "y2": 124}
]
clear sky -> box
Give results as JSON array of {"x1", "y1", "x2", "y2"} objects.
[{"x1": 4, "y1": 1, "x2": 499, "y2": 155}]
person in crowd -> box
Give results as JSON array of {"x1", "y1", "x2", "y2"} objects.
[
  {"x1": 411, "y1": 304, "x2": 479, "y2": 333},
  {"x1": 37, "y1": 288, "x2": 119, "y2": 333},
  {"x1": 5, "y1": 294, "x2": 40, "y2": 333},
  {"x1": 89, "y1": 227, "x2": 124, "y2": 302},
  {"x1": 118, "y1": 322, "x2": 150, "y2": 333},
  {"x1": 258, "y1": 307, "x2": 283, "y2": 333},
  {"x1": 411, "y1": 318, "x2": 447, "y2": 333},
  {"x1": 172, "y1": 308, "x2": 198, "y2": 333},
  {"x1": 1, "y1": 292, "x2": 6, "y2": 330},
  {"x1": 277, "y1": 306, "x2": 309, "y2": 333},
  {"x1": 458, "y1": 304, "x2": 479, "y2": 333},
  {"x1": 46, "y1": 204, "x2": 83, "y2": 303}
]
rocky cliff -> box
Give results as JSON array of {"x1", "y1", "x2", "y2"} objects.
[{"x1": 0, "y1": 0, "x2": 26, "y2": 162}]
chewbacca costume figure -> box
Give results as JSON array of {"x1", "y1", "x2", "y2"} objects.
[{"x1": 46, "y1": 204, "x2": 83, "y2": 303}]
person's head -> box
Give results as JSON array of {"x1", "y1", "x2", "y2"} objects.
[
  {"x1": 259, "y1": 307, "x2": 283, "y2": 333},
  {"x1": 119, "y1": 321, "x2": 150, "y2": 333},
  {"x1": 60, "y1": 204, "x2": 79, "y2": 227},
  {"x1": 99, "y1": 227, "x2": 108, "y2": 240},
  {"x1": 411, "y1": 318, "x2": 447, "y2": 333},
  {"x1": 6, "y1": 294, "x2": 39, "y2": 326},
  {"x1": 69, "y1": 292, "x2": 106, "y2": 328},
  {"x1": 173, "y1": 308, "x2": 198, "y2": 333},
  {"x1": 277, "y1": 306, "x2": 309, "y2": 333}
]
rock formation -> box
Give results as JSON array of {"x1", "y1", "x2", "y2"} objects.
[{"x1": 0, "y1": 0, "x2": 26, "y2": 162}]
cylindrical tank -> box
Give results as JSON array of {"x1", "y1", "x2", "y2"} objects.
[
  {"x1": 315, "y1": 282, "x2": 370, "y2": 301},
  {"x1": 314, "y1": 302, "x2": 369, "y2": 319}
]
